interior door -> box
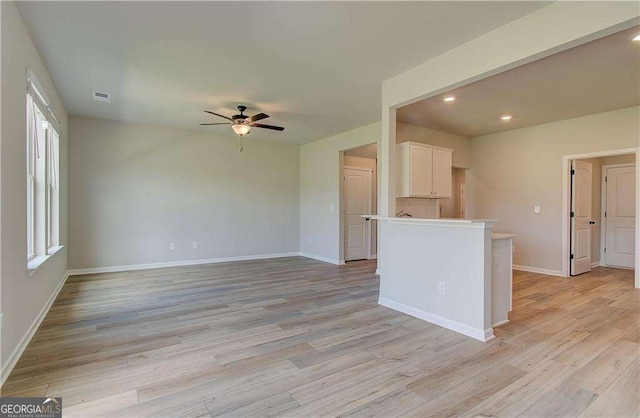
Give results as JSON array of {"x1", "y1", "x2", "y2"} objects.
[
  {"x1": 571, "y1": 160, "x2": 593, "y2": 276},
  {"x1": 604, "y1": 165, "x2": 636, "y2": 268},
  {"x1": 344, "y1": 167, "x2": 372, "y2": 261}
]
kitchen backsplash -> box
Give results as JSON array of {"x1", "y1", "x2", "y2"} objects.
[{"x1": 396, "y1": 198, "x2": 439, "y2": 219}]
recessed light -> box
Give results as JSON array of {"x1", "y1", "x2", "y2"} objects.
[
  {"x1": 443, "y1": 95, "x2": 456, "y2": 102},
  {"x1": 633, "y1": 34, "x2": 640, "y2": 42},
  {"x1": 500, "y1": 115, "x2": 513, "y2": 121}
]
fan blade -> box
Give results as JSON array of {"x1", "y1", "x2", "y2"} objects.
[
  {"x1": 252, "y1": 123, "x2": 285, "y2": 131},
  {"x1": 204, "y1": 110, "x2": 234, "y2": 122},
  {"x1": 248, "y1": 112, "x2": 269, "y2": 123},
  {"x1": 199, "y1": 122, "x2": 231, "y2": 126}
]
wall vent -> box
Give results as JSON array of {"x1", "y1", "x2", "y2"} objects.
[{"x1": 92, "y1": 91, "x2": 110, "y2": 103}]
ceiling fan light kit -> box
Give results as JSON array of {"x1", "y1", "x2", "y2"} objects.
[{"x1": 231, "y1": 124, "x2": 251, "y2": 136}]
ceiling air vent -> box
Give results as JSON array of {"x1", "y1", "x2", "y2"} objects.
[{"x1": 92, "y1": 91, "x2": 110, "y2": 103}]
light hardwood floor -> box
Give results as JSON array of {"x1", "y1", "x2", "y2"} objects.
[{"x1": 2, "y1": 257, "x2": 638, "y2": 417}]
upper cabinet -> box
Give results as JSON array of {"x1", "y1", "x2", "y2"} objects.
[{"x1": 396, "y1": 142, "x2": 453, "y2": 198}]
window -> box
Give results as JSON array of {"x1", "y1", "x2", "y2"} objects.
[
  {"x1": 26, "y1": 70, "x2": 61, "y2": 269},
  {"x1": 47, "y1": 129, "x2": 60, "y2": 252}
]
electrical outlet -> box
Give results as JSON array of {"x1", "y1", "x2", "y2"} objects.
[
  {"x1": 192, "y1": 242, "x2": 198, "y2": 249},
  {"x1": 512, "y1": 245, "x2": 516, "y2": 253},
  {"x1": 308, "y1": 237, "x2": 312, "y2": 244},
  {"x1": 534, "y1": 205, "x2": 541, "y2": 213},
  {"x1": 329, "y1": 205, "x2": 335, "y2": 212},
  {"x1": 438, "y1": 281, "x2": 446, "y2": 295},
  {"x1": 493, "y1": 255, "x2": 500, "y2": 268},
  {"x1": 169, "y1": 243, "x2": 176, "y2": 251}
]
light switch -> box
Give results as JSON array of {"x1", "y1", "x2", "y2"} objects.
[
  {"x1": 534, "y1": 205, "x2": 541, "y2": 213},
  {"x1": 329, "y1": 205, "x2": 335, "y2": 212}
]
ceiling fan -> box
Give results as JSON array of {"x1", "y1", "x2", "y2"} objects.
[{"x1": 200, "y1": 105, "x2": 285, "y2": 136}]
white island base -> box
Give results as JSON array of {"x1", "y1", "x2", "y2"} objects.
[{"x1": 371, "y1": 216, "x2": 514, "y2": 342}]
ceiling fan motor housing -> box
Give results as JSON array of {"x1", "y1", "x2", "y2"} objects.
[{"x1": 233, "y1": 105, "x2": 249, "y2": 122}]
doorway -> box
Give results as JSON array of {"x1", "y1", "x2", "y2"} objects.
[
  {"x1": 568, "y1": 152, "x2": 637, "y2": 276},
  {"x1": 439, "y1": 167, "x2": 467, "y2": 219},
  {"x1": 342, "y1": 143, "x2": 378, "y2": 262}
]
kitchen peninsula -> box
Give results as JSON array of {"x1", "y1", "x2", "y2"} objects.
[{"x1": 369, "y1": 216, "x2": 515, "y2": 341}]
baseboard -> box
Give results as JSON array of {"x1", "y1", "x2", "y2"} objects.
[
  {"x1": 492, "y1": 319, "x2": 510, "y2": 327},
  {"x1": 591, "y1": 261, "x2": 601, "y2": 268},
  {"x1": 1, "y1": 271, "x2": 70, "y2": 386},
  {"x1": 513, "y1": 264, "x2": 565, "y2": 277},
  {"x1": 299, "y1": 252, "x2": 344, "y2": 265},
  {"x1": 375, "y1": 268, "x2": 380, "y2": 275},
  {"x1": 378, "y1": 297, "x2": 492, "y2": 342},
  {"x1": 368, "y1": 254, "x2": 378, "y2": 260},
  {"x1": 68, "y1": 252, "x2": 302, "y2": 276}
]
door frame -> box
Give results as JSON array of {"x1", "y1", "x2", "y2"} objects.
[
  {"x1": 343, "y1": 165, "x2": 373, "y2": 261},
  {"x1": 339, "y1": 145, "x2": 379, "y2": 265},
  {"x1": 600, "y1": 163, "x2": 636, "y2": 269},
  {"x1": 561, "y1": 148, "x2": 639, "y2": 287}
]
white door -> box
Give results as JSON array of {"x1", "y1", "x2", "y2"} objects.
[
  {"x1": 431, "y1": 149, "x2": 452, "y2": 198},
  {"x1": 571, "y1": 160, "x2": 593, "y2": 276},
  {"x1": 604, "y1": 165, "x2": 636, "y2": 268},
  {"x1": 410, "y1": 146, "x2": 432, "y2": 197},
  {"x1": 344, "y1": 167, "x2": 372, "y2": 261}
]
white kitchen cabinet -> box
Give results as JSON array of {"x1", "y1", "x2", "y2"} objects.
[{"x1": 396, "y1": 142, "x2": 453, "y2": 198}]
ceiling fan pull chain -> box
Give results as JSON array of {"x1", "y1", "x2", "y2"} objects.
[{"x1": 240, "y1": 136, "x2": 244, "y2": 153}]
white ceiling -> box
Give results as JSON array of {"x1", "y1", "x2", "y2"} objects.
[
  {"x1": 397, "y1": 26, "x2": 640, "y2": 138},
  {"x1": 17, "y1": 1, "x2": 551, "y2": 144}
]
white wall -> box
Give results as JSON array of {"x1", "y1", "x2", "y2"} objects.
[
  {"x1": 343, "y1": 155, "x2": 377, "y2": 256},
  {"x1": 299, "y1": 122, "x2": 380, "y2": 263},
  {"x1": 1, "y1": 1, "x2": 69, "y2": 381},
  {"x1": 68, "y1": 116, "x2": 300, "y2": 270},
  {"x1": 468, "y1": 107, "x2": 639, "y2": 274}
]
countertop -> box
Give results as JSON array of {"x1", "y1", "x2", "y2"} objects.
[
  {"x1": 362, "y1": 215, "x2": 496, "y2": 224},
  {"x1": 492, "y1": 233, "x2": 517, "y2": 240}
]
